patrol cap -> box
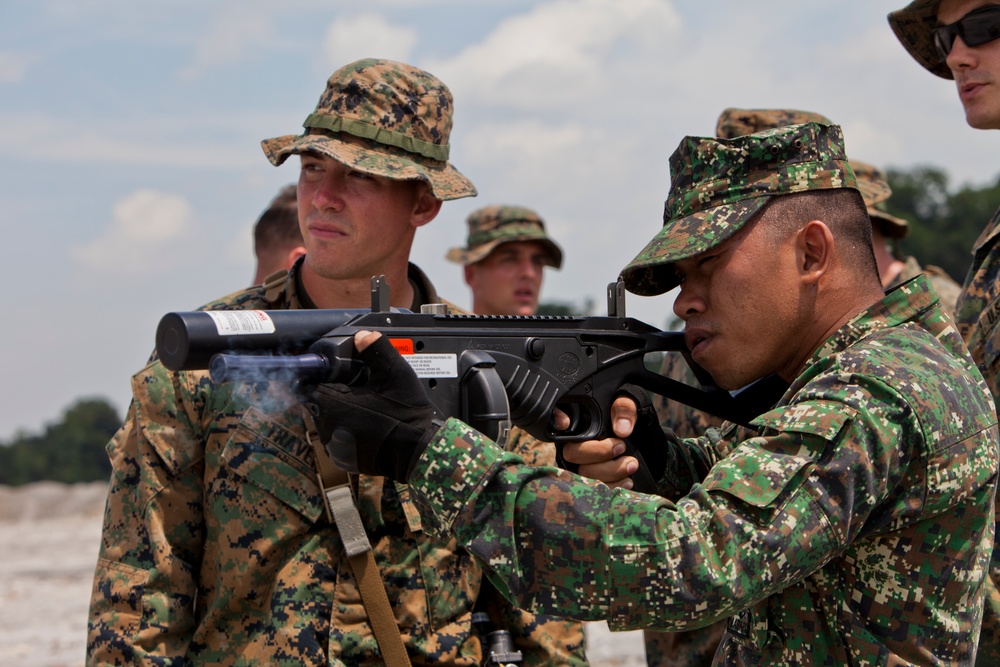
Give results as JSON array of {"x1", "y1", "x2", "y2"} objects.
[
  {"x1": 446, "y1": 205, "x2": 563, "y2": 268},
  {"x1": 852, "y1": 159, "x2": 910, "y2": 239},
  {"x1": 261, "y1": 58, "x2": 477, "y2": 201},
  {"x1": 715, "y1": 107, "x2": 833, "y2": 139},
  {"x1": 888, "y1": 1, "x2": 953, "y2": 79},
  {"x1": 621, "y1": 122, "x2": 859, "y2": 296}
]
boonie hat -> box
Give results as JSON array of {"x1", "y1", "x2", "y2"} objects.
[
  {"x1": 852, "y1": 160, "x2": 910, "y2": 239},
  {"x1": 715, "y1": 107, "x2": 833, "y2": 139},
  {"x1": 446, "y1": 205, "x2": 563, "y2": 268},
  {"x1": 621, "y1": 123, "x2": 858, "y2": 296},
  {"x1": 888, "y1": 1, "x2": 953, "y2": 79},
  {"x1": 261, "y1": 58, "x2": 477, "y2": 200}
]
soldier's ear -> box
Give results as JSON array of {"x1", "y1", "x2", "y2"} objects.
[
  {"x1": 411, "y1": 184, "x2": 442, "y2": 229},
  {"x1": 798, "y1": 219, "x2": 832, "y2": 284},
  {"x1": 285, "y1": 246, "x2": 307, "y2": 269}
]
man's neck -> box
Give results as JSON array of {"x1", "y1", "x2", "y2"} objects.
[{"x1": 299, "y1": 263, "x2": 415, "y2": 310}]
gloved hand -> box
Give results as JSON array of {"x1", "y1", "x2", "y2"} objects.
[
  {"x1": 612, "y1": 384, "x2": 698, "y2": 498},
  {"x1": 300, "y1": 332, "x2": 443, "y2": 482}
]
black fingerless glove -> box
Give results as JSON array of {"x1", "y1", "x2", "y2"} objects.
[
  {"x1": 301, "y1": 335, "x2": 442, "y2": 482},
  {"x1": 616, "y1": 384, "x2": 699, "y2": 498}
]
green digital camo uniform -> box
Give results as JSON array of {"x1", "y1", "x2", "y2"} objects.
[
  {"x1": 86, "y1": 57, "x2": 587, "y2": 666},
  {"x1": 644, "y1": 108, "x2": 831, "y2": 667},
  {"x1": 889, "y1": 3, "x2": 1000, "y2": 661},
  {"x1": 403, "y1": 124, "x2": 1000, "y2": 665},
  {"x1": 645, "y1": 354, "x2": 726, "y2": 667}
]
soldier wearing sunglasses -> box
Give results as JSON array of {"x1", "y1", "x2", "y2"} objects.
[{"x1": 889, "y1": 1, "x2": 1000, "y2": 664}]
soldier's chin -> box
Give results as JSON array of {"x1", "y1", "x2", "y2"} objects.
[{"x1": 964, "y1": 102, "x2": 1000, "y2": 131}]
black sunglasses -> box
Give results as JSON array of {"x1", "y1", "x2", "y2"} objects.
[{"x1": 932, "y1": 4, "x2": 1000, "y2": 61}]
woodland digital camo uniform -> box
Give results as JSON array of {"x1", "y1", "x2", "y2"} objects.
[
  {"x1": 402, "y1": 124, "x2": 1000, "y2": 664},
  {"x1": 86, "y1": 262, "x2": 586, "y2": 666},
  {"x1": 86, "y1": 57, "x2": 586, "y2": 666},
  {"x1": 890, "y1": 3, "x2": 1000, "y2": 661}
]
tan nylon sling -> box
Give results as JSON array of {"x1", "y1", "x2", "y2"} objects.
[{"x1": 307, "y1": 427, "x2": 413, "y2": 667}]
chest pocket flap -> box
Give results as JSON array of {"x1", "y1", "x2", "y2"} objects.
[
  {"x1": 702, "y1": 401, "x2": 854, "y2": 510},
  {"x1": 221, "y1": 406, "x2": 324, "y2": 523}
]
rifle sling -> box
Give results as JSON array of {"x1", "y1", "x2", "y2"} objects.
[{"x1": 307, "y1": 425, "x2": 413, "y2": 667}]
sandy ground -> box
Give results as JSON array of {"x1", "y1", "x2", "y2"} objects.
[{"x1": 0, "y1": 481, "x2": 646, "y2": 667}]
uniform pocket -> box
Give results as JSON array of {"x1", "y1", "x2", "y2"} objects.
[
  {"x1": 219, "y1": 406, "x2": 324, "y2": 523},
  {"x1": 702, "y1": 402, "x2": 852, "y2": 519},
  {"x1": 87, "y1": 558, "x2": 149, "y2": 662}
]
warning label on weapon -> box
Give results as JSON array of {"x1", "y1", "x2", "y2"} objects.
[
  {"x1": 206, "y1": 310, "x2": 276, "y2": 336},
  {"x1": 402, "y1": 354, "x2": 458, "y2": 378}
]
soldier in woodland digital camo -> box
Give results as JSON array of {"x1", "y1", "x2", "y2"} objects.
[
  {"x1": 305, "y1": 122, "x2": 1000, "y2": 665},
  {"x1": 86, "y1": 58, "x2": 588, "y2": 666},
  {"x1": 890, "y1": 1, "x2": 1000, "y2": 662},
  {"x1": 446, "y1": 204, "x2": 563, "y2": 317}
]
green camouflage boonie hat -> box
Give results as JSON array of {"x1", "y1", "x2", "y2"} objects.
[
  {"x1": 888, "y1": 1, "x2": 953, "y2": 79},
  {"x1": 852, "y1": 159, "x2": 911, "y2": 239},
  {"x1": 715, "y1": 107, "x2": 833, "y2": 139},
  {"x1": 261, "y1": 58, "x2": 477, "y2": 200},
  {"x1": 621, "y1": 122, "x2": 859, "y2": 296},
  {"x1": 445, "y1": 205, "x2": 563, "y2": 268}
]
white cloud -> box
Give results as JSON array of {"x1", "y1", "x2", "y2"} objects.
[
  {"x1": 178, "y1": 11, "x2": 275, "y2": 80},
  {"x1": 0, "y1": 52, "x2": 30, "y2": 83},
  {"x1": 430, "y1": 0, "x2": 681, "y2": 113},
  {"x1": 71, "y1": 189, "x2": 196, "y2": 274},
  {"x1": 322, "y1": 14, "x2": 419, "y2": 68}
]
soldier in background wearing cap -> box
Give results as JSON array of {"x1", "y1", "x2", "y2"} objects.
[
  {"x1": 251, "y1": 183, "x2": 306, "y2": 286},
  {"x1": 446, "y1": 205, "x2": 567, "y2": 473},
  {"x1": 446, "y1": 205, "x2": 563, "y2": 317},
  {"x1": 889, "y1": 2, "x2": 1000, "y2": 661},
  {"x1": 86, "y1": 58, "x2": 587, "y2": 666},
  {"x1": 303, "y1": 122, "x2": 999, "y2": 665}
]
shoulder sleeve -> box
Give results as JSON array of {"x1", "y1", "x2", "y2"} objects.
[{"x1": 87, "y1": 360, "x2": 209, "y2": 663}]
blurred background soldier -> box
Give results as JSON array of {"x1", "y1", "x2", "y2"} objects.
[
  {"x1": 854, "y1": 160, "x2": 962, "y2": 312},
  {"x1": 446, "y1": 205, "x2": 563, "y2": 316},
  {"x1": 251, "y1": 183, "x2": 306, "y2": 285}
]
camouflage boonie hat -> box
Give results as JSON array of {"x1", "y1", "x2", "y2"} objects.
[
  {"x1": 446, "y1": 205, "x2": 563, "y2": 268},
  {"x1": 852, "y1": 159, "x2": 910, "y2": 239},
  {"x1": 888, "y1": 1, "x2": 954, "y2": 79},
  {"x1": 621, "y1": 123, "x2": 859, "y2": 296},
  {"x1": 261, "y1": 58, "x2": 477, "y2": 200},
  {"x1": 715, "y1": 108, "x2": 833, "y2": 139}
]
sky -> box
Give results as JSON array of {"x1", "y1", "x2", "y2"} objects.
[{"x1": 2, "y1": 0, "x2": 999, "y2": 440}]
